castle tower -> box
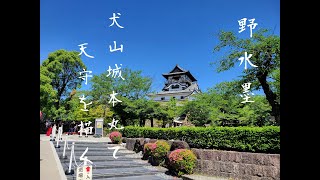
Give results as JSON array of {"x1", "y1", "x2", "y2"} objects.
[{"x1": 148, "y1": 64, "x2": 201, "y2": 102}]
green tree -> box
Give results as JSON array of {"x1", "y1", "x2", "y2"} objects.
[
  {"x1": 180, "y1": 100, "x2": 211, "y2": 126},
  {"x1": 64, "y1": 90, "x2": 91, "y2": 122},
  {"x1": 116, "y1": 68, "x2": 153, "y2": 100},
  {"x1": 90, "y1": 71, "x2": 114, "y2": 118},
  {"x1": 167, "y1": 97, "x2": 178, "y2": 119},
  {"x1": 237, "y1": 95, "x2": 272, "y2": 126},
  {"x1": 211, "y1": 29, "x2": 280, "y2": 124},
  {"x1": 40, "y1": 65, "x2": 57, "y2": 119},
  {"x1": 112, "y1": 98, "x2": 161, "y2": 127},
  {"x1": 195, "y1": 84, "x2": 242, "y2": 125},
  {"x1": 153, "y1": 102, "x2": 172, "y2": 128},
  {"x1": 270, "y1": 68, "x2": 280, "y2": 104},
  {"x1": 157, "y1": 97, "x2": 186, "y2": 127},
  {"x1": 41, "y1": 49, "x2": 86, "y2": 114},
  {"x1": 90, "y1": 68, "x2": 153, "y2": 126},
  {"x1": 89, "y1": 103, "x2": 114, "y2": 124},
  {"x1": 190, "y1": 81, "x2": 272, "y2": 126},
  {"x1": 64, "y1": 88, "x2": 114, "y2": 125},
  {"x1": 132, "y1": 99, "x2": 157, "y2": 127}
]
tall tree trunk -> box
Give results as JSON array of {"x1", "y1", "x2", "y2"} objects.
[
  {"x1": 257, "y1": 73, "x2": 280, "y2": 125},
  {"x1": 121, "y1": 117, "x2": 127, "y2": 126},
  {"x1": 139, "y1": 118, "x2": 145, "y2": 127},
  {"x1": 55, "y1": 82, "x2": 67, "y2": 110},
  {"x1": 118, "y1": 114, "x2": 127, "y2": 127},
  {"x1": 103, "y1": 105, "x2": 106, "y2": 118},
  {"x1": 55, "y1": 101, "x2": 60, "y2": 110}
]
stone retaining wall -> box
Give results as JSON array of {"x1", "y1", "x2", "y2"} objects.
[
  {"x1": 192, "y1": 148, "x2": 280, "y2": 180},
  {"x1": 125, "y1": 138, "x2": 280, "y2": 180}
]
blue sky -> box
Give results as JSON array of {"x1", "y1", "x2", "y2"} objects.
[{"x1": 40, "y1": 0, "x2": 279, "y2": 94}]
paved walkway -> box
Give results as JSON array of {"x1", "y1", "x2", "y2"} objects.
[
  {"x1": 41, "y1": 134, "x2": 228, "y2": 180},
  {"x1": 40, "y1": 133, "x2": 111, "y2": 180},
  {"x1": 40, "y1": 135, "x2": 67, "y2": 180},
  {"x1": 40, "y1": 133, "x2": 114, "y2": 180},
  {"x1": 53, "y1": 135, "x2": 181, "y2": 179},
  {"x1": 41, "y1": 134, "x2": 181, "y2": 180}
]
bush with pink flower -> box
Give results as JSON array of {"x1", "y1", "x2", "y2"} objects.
[
  {"x1": 109, "y1": 131, "x2": 122, "y2": 144},
  {"x1": 143, "y1": 143, "x2": 157, "y2": 159},
  {"x1": 168, "y1": 149, "x2": 197, "y2": 176},
  {"x1": 150, "y1": 140, "x2": 170, "y2": 165}
]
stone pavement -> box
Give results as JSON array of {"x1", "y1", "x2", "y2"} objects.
[
  {"x1": 40, "y1": 134, "x2": 113, "y2": 180},
  {"x1": 41, "y1": 134, "x2": 229, "y2": 180},
  {"x1": 40, "y1": 135, "x2": 67, "y2": 180},
  {"x1": 42, "y1": 134, "x2": 182, "y2": 179}
]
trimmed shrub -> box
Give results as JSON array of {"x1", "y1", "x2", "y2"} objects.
[
  {"x1": 105, "y1": 128, "x2": 120, "y2": 137},
  {"x1": 104, "y1": 127, "x2": 114, "y2": 136},
  {"x1": 150, "y1": 140, "x2": 170, "y2": 165},
  {"x1": 168, "y1": 149, "x2": 197, "y2": 176},
  {"x1": 143, "y1": 143, "x2": 157, "y2": 160},
  {"x1": 122, "y1": 126, "x2": 280, "y2": 153},
  {"x1": 109, "y1": 131, "x2": 122, "y2": 144}
]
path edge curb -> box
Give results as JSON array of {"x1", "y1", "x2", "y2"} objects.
[{"x1": 49, "y1": 141, "x2": 68, "y2": 180}]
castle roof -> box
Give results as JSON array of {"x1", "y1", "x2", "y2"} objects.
[
  {"x1": 150, "y1": 82, "x2": 201, "y2": 96},
  {"x1": 162, "y1": 64, "x2": 197, "y2": 81}
]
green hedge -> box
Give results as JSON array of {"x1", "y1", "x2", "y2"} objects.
[{"x1": 120, "y1": 126, "x2": 280, "y2": 153}]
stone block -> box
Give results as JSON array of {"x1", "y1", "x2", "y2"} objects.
[
  {"x1": 219, "y1": 162, "x2": 234, "y2": 174},
  {"x1": 187, "y1": 148, "x2": 279, "y2": 180},
  {"x1": 125, "y1": 138, "x2": 136, "y2": 151},
  {"x1": 212, "y1": 161, "x2": 222, "y2": 171},
  {"x1": 260, "y1": 166, "x2": 279, "y2": 178},
  {"x1": 169, "y1": 140, "x2": 190, "y2": 151},
  {"x1": 266, "y1": 154, "x2": 280, "y2": 168},
  {"x1": 258, "y1": 177, "x2": 275, "y2": 180},
  {"x1": 193, "y1": 160, "x2": 202, "y2": 172},
  {"x1": 238, "y1": 164, "x2": 255, "y2": 176},
  {"x1": 251, "y1": 153, "x2": 265, "y2": 165},
  {"x1": 210, "y1": 150, "x2": 222, "y2": 161},
  {"x1": 220, "y1": 152, "x2": 230, "y2": 162},
  {"x1": 227, "y1": 151, "x2": 241, "y2": 163},
  {"x1": 191, "y1": 148, "x2": 202, "y2": 159},
  {"x1": 241, "y1": 152, "x2": 253, "y2": 164},
  {"x1": 252, "y1": 165, "x2": 264, "y2": 177},
  {"x1": 202, "y1": 149, "x2": 213, "y2": 160},
  {"x1": 201, "y1": 160, "x2": 214, "y2": 171},
  {"x1": 125, "y1": 138, "x2": 145, "y2": 152}
]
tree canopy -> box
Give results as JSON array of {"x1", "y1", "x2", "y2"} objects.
[
  {"x1": 211, "y1": 29, "x2": 280, "y2": 124},
  {"x1": 90, "y1": 68, "x2": 153, "y2": 126},
  {"x1": 40, "y1": 35, "x2": 279, "y2": 128},
  {"x1": 40, "y1": 49, "x2": 86, "y2": 120},
  {"x1": 179, "y1": 81, "x2": 273, "y2": 127},
  {"x1": 40, "y1": 65, "x2": 57, "y2": 118}
]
